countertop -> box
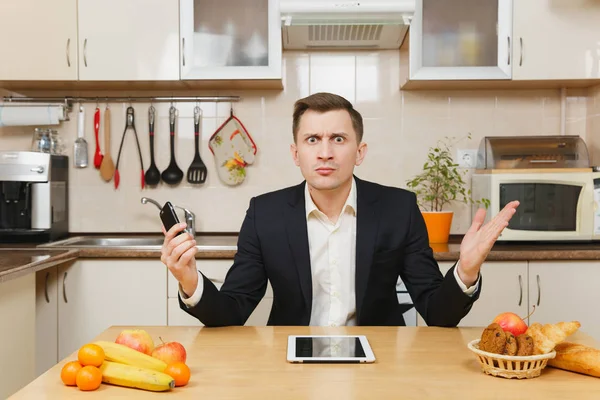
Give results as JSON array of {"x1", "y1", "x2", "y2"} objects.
[
  {"x1": 10, "y1": 326, "x2": 600, "y2": 399},
  {"x1": 0, "y1": 249, "x2": 79, "y2": 284},
  {"x1": 5, "y1": 233, "x2": 600, "y2": 284}
]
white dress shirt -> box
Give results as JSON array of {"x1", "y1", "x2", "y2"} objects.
[{"x1": 180, "y1": 178, "x2": 480, "y2": 325}]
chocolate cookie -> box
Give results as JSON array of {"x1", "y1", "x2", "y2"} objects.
[
  {"x1": 480, "y1": 323, "x2": 507, "y2": 354},
  {"x1": 504, "y1": 332, "x2": 518, "y2": 356},
  {"x1": 516, "y1": 334, "x2": 534, "y2": 356}
]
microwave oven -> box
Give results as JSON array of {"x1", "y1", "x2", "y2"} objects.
[{"x1": 471, "y1": 170, "x2": 600, "y2": 242}]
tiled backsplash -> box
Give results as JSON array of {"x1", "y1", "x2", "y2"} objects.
[{"x1": 1, "y1": 50, "x2": 599, "y2": 234}]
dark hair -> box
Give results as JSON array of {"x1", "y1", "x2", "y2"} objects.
[{"x1": 292, "y1": 92, "x2": 364, "y2": 143}]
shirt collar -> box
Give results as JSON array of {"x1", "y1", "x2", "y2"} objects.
[{"x1": 305, "y1": 177, "x2": 357, "y2": 219}]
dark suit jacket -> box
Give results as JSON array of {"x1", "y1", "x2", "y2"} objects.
[{"x1": 180, "y1": 176, "x2": 481, "y2": 327}]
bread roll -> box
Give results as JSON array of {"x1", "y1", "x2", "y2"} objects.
[
  {"x1": 526, "y1": 321, "x2": 581, "y2": 354},
  {"x1": 548, "y1": 342, "x2": 600, "y2": 378}
]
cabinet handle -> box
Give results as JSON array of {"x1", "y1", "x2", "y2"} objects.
[
  {"x1": 63, "y1": 271, "x2": 68, "y2": 303},
  {"x1": 83, "y1": 39, "x2": 88, "y2": 67},
  {"x1": 507, "y1": 36, "x2": 511, "y2": 65},
  {"x1": 66, "y1": 38, "x2": 71, "y2": 67},
  {"x1": 536, "y1": 274, "x2": 541, "y2": 306},
  {"x1": 44, "y1": 272, "x2": 50, "y2": 303},
  {"x1": 182, "y1": 38, "x2": 185, "y2": 66},
  {"x1": 519, "y1": 37, "x2": 523, "y2": 66},
  {"x1": 518, "y1": 274, "x2": 523, "y2": 306}
]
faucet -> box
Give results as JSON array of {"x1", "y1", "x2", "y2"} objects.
[{"x1": 141, "y1": 197, "x2": 196, "y2": 237}]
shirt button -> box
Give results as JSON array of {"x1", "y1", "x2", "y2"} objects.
[
  {"x1": 331, "y1": 259, "x2": 337, "y2": 265},
  {"x1": 330, "y1": 323, "x2": 337, "y2": 327}
]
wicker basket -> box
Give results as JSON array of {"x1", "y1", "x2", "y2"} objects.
[{"x1": 468, "y1": 339, "x2": 556, "y2": 379}]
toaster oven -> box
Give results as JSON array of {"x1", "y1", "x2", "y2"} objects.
[{"x1": 471, "y1": 136, "x2": 600, "y2": 242}]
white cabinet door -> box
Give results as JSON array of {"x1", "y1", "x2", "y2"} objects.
[
  {"x1": 35, "y1": 268, "x2": 58, "y2": 377},
  {"x1": 528, "y1": 261, "x2": 600, "y2": 341},
  {"x1": 0, "y1": 0, "x2": 77, "y2": 80},
  {"x1": 512, "y1": 0, "x2": 600, "y2": 80},
  {"x1": 0, "y1": 274, "x2": 36, "y2": 400},
  {"x1": 166, "y1": 259, "x2": 273, "y2": 326},
  {"x1": 77, "y1": 0, "x2": 180, "y2": 81},
  {"x1": 57, "y1": 259, "x2": 167, "y2": 360},
  {"x1": 409, "y1": 0, "x2": 512, "y2": 80},
  {"x1": 180, "y1": 0, "x2": 282, "y2": 80},
  {"x1": 168, "y1": 296, "x2": 273, "y2": 326},
  {"x1": 418, "y1": 261, "x2": 528, "y2": 327}
]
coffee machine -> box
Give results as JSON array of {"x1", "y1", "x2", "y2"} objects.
[{"x1": 0, "y1": 151, "x2": 69, "y2": 243}]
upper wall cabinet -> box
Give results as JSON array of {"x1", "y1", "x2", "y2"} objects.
[
  {"x1": 77, "y1": 0, "x2": 180, "y2": 81},
  {"x1": 0, "y1": 0, "x2": 78, "y2": 81},
  {"x1": 179, "y1": 0, "x2": 282, "y2": 81},
  {"x1": 512, "y1": 0, "x2": 600, "y2": 81},
  {"x1": 409, "y1": 0, "x2": 512, "y2": 81}
]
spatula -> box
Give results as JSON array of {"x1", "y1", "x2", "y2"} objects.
[
  {"x1": 99, "y1": 106, "x2": 115, "y2": 182},
  {"x1": 187, "y1": 106, "x2": 207, "y2": 184}
]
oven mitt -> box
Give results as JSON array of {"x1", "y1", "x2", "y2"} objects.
[{"x1": 209, "y1": 114, "x2": 257, "y2": 186}]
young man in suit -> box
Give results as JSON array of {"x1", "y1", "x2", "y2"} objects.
[{"x1": 161, "y1": 92, "x2": 519, "y2": 327}]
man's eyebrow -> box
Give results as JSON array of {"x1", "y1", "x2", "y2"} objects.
[{"x1": 302, "y1": 132, "x2": 349, "y2": 137}]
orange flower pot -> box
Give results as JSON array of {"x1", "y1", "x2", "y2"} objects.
[{"x1": 421, "y1": 211, "x2": 453, "y2": 244}]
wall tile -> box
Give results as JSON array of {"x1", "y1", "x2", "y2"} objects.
[{"x1": 2, "y1": 54, "x2": 599, "y2": 235}]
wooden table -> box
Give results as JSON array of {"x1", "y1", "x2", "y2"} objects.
[{"x1": 10, "y1": 326, "x2": 600, "y2": 399}]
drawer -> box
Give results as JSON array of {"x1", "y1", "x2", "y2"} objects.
[
  {"x1": 167, "y1": 259, "x2": 273, "y2": 299},
  {"x1": 167, "y1": 297, "x2": 273, "y2": 326},
  {"x1": 167, "y1": 259, "x2": 232, "y2": 298}
]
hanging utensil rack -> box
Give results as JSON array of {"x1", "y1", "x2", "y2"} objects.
[{"x1": 0, "y1": 95, "x2": 241, "y2": 119}]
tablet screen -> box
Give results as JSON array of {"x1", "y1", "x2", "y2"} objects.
[{"x1": 295, "y1": 336, "x2": 366, "y2": 358}]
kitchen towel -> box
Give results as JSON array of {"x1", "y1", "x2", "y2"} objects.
[{"x1": 0, "y1": 104, "x2": 66, "y2": 127}]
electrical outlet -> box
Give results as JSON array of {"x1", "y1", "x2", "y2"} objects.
[{"x1": 457, "y1": 149, "x2": 477, "y2": 168}]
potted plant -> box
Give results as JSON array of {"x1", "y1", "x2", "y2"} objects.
[{"x1": 405, "y1": 134, "x2": 490, "y2": 244}]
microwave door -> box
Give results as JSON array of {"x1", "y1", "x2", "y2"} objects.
[{"x1": 500, "y1": 182, "x2": 581, "y2": 232}]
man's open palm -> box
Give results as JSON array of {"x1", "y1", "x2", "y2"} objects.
[{"x1": 458, "y1": 200, "x2": 520, "y2": 283}]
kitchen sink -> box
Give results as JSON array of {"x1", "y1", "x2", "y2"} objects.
[{"x1": 39, "y1": 235, "x2": 238, "y2": 251}]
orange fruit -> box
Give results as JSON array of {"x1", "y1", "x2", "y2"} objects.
[
  {"x1": 60, "y1": 361, "x2": 83, "y2": 386},
  {"x1": 76, "y1": 365, "x2": 102, "y2": 391},
  {"x1": 164, "y1": 362, "x2": 191, "y2": 387},
  {"x1": 78, "y1": 344, "x2": 105, "y2": 367}
]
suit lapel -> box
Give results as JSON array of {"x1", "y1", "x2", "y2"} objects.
[
  {"x1": 284, "y1": 182, "x2": 312, "y2": 320},
  {"x1": 355, "y1": 177, "x2": 381, "y2": 322}
]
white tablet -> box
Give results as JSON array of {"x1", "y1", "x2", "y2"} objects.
[{"x1": 287, "y1": 335, "x2": 376, "y2": 363}]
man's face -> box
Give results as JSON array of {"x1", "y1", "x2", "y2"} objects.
[{"x1": 290, "y1": 109, "x2": 367, "y2": 191}]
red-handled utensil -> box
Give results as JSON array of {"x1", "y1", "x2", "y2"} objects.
[{"x1": 93, "y1": 107, "x2": 103, "y2": 169}]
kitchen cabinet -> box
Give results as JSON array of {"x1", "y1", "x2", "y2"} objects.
[
  {"x1": 417, "y1": 261, "x2": 528, "y2": 327},
  {"x1": 168, "y1": 296, "x2": 273, "y2": 327},
  {"x1": 512, "y1": 0, "x2": 600, "y2": 80},
  {"x1": 35, "y1": 268, "x2": 58, "y2": 378},
  {"x1": 77, "y1": 0, "x2": 180, "y2": 81},
  {"x1": 179, "y1": 0, "x2": 282, "y2": 81},
  {"x1": 0, "y1": 0, "x2": 77, "y2": 80},
  {"x1": 0, "y1": 274, "x2": 36, "y2": 400},
  {"x1": 167, "y1": 259, "x2": 274, "y2": 326},
  {"x1": 409, "y1": 0, "x2": 512, "y2": 81},
  {"x1": 528, "y1": 261, "x2": 600, "y2": 341},
  {"x1": 56, "y1": 259, "x2": 167, "y2": 360}
]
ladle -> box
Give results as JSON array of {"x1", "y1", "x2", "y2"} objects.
[{"x1": 161, "y1": 106, "x2": 184, "y2": 185}]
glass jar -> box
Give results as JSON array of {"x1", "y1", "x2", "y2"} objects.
[
  {"x1": 49, "y1": 130, "x2": 65, "y2": 154},
  {"x1": 31, "y1": 128, "x2": 52, "y2": 153}
]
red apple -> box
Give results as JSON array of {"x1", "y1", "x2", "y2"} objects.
[
  {"x1": 492, "y1": 306, "x2": 537, "y2": 337},
  {"x1": 115, "y1": 329, "x2": 155, "y2": 355},
  {"x1": 151, "y1": 337, "x2": 187, "y2": 364},
  {"x1": 492, "y1": 312, "x2": 528, "y2": 336}
]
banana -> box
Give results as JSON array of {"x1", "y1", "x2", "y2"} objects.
[
  {"x1": 94, "y1": 341, "x2": 167, "y2": 372},
  {"x1": 100, "y1": 361, "x2": 175, "y2": 392}
]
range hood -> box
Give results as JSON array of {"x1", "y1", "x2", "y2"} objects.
[{"x1": 280, "y1": 0, "x2": 415, "y2": 50}]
